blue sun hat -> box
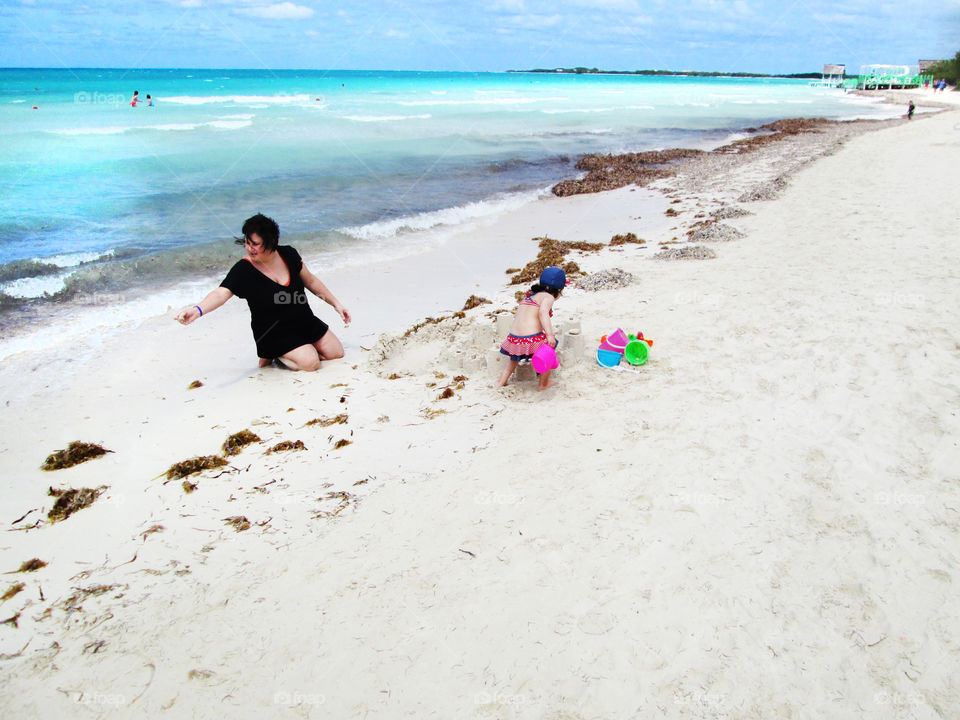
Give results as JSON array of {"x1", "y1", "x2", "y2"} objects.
[{"x1": 539, "y1": 266, "x2": 566, "y2": 290}]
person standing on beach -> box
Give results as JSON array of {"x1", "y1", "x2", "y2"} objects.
[
  {"x1": 175, "y1": 213, "x2": 351, "y2": 371},
  {"x1": 908, "y1": 101, "x2": 915, "y2": 119},
  {"x1": 497, "y1": 266, "x2": 565, "y2": 390}
]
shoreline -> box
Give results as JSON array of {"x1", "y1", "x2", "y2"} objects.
[
  {"x1": 2, "y1": 100, "x2": 958, "y2": 715},
  {"x1": 0, "y1": 101, "x2": 910, "y2": 358}
]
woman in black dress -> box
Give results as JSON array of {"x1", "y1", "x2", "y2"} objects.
[{"x1": 176, "y1": 214, "x2": 351, "y2": 371}]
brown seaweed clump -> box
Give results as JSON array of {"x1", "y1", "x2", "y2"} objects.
[
  {"x1": 609, "y1": 233, "x2": 646, "y2": 246},
  {"x1": 305, "y1": 414, "x2": 348, "y2": 428},
  {"x1": 17, "y1": 558, "x2": 47, "y2": 572},
  {"x1": 223, "y1": 516, "x2": 250, "y2": 532},
  {"x1": 332, "y1": 439, "x2": 352, "y2": 450},
  {"x1": 42, "y1": 441, "x2": 112, "y2": 471},
  {"x1": 462, "y1": 295, "x2": 491, "y2": 311},
  {"x1": 438, "y1": 387, "x2": 455, "y2": 400},
  {"x1": 553, "y1": 148, "x2": 704, "y2": 197},
  {"x1": 714, "y1": 117, "x2": 832, "y2": 155},
  {"x1": 182, "y1": 480, "x2": 198, "y2": 493},
  {"x1": 1, "y1": 583, "x2": 25, "y2": 602},
  {"x1": 266, "y1": 440, "x2": 307, "y2": 454},
  {"x1": 47, "y1": 487, "x2": 106, "y2": 523},
  {"x1": 187, "y1": 380, "x2": 204, "y2": 389},
  {"x1": 508, "y1": 236, "x2": 602, "y2": 286},
  {"x1": 165, "y1": 455, "x2": 227, "y2": 480},
  {"x1": 222, "y1": 429, "x2": 262, "y2": 456}
]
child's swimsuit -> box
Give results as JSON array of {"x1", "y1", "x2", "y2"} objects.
[{"x1": 499, "y1": 294, "x2": 555, "y2": 361}]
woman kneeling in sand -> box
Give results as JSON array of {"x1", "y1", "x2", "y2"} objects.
[{"x1": 175, "y1": 213, "x2": 351, "y2": 371}]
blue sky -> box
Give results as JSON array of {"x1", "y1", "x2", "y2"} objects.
[{"x1": 1, "y1": 0, "x2": 956, "y2": 72}]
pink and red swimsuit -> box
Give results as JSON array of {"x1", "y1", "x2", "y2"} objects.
[{"x1": 499, "y1": 295, "x2": 555, "y2": 361}]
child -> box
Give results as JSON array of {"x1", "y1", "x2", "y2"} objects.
[{"x1": 497, "y1": 266, "x2": 565, "y2": 390}]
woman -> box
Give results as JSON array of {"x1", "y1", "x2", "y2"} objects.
[{"x1": 176, "y1": 213, "x2": 351, "y2": 371}]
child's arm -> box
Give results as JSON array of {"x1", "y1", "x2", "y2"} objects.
[{"x1": 539, "y1": 295, "x2": 556, "y2": 345}]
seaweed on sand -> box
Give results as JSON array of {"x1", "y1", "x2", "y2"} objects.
[
  {"x1": 15, "y1": 559, "x2": 47, "y2": 572},
  {"x1": 332, "y1": 439, "x2": 352, "y2": 450},
  {"x1": 47, "y1": 486, "x2": 107, "y2": 522},
  {"x1": 223, "y1": 516, "x2": 250, "y2": 532},
  {"x1": 165, "y1": 456, "x2": 227, "y2": 480},
  {"x1": 305, "y1": 414, "x2": 348, "y2": 428},
  {"x1": 1, "y1": 583, "x2": 25, "y2": 602},
  {"x1": 140, "y1": 524, "x2": 164, "y2": 540},
  {"x1": 63, "y1": 585, "x2": 118, "y2": 612},
  {"x1": 41, "y1": 441, "x2": 112, "y2": 471},
  {"x1": 267, "y1": 440, "x2": 307, "y2": 454},
  {"x1": 182, "y1": 480, "x2": 198, "y2": 493},
  {"x1": 508, "y1": 236, "x2": 601, "y2": 285},
  {"x1": 222, "y1": 429, "x2": 261, "y2": 456},
  {"x1": 609, "y1": 233, "x2": 645, "y2": 246},
  {"x1": 462, "y1": 295, "x2": 491, "y2": 311},
  {"x1": 438, "y1": 388, "x2": 455, "y2": 400},
  {"x1": 187, "y1": 380, "x2": 204, "y2": 389},
  {"x1": 553, "y1": 148, "x2": 704, "y2": 196}
]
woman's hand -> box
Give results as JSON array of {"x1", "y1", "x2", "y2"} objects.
[
  {"x1": 335, "y1": 304, "x2": 352, "y2": 326},
  {"x1": 175, "y1": 306, "x2": 201, "y2": 325},
  {"x1": 174, "y1": 289, "x2": 232, "y2": 326}
]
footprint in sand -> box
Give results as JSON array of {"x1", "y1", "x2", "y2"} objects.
[{"x1": 576, "y1": 610, "x2": 617, "y2": 635}]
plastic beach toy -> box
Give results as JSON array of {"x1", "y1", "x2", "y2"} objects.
[
  {"x1": 531, "y1": 344, "x2": 559, "y2": 374},
  {"x1": 596, "y1": 348, "x2": 622, "y2": 367},
  {"x1": 607, "y1": 328, "x2": 629, "y2": 347},
  {"x1": 624, "y1": 339, "x2": 649, "y2": 366}
]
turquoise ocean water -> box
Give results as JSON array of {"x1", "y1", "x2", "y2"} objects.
[{"x1": 0, "y1": 68, "x2": 897, "y2": 311}]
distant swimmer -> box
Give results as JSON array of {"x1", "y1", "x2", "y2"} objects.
[
  {"x1": 130, "y1": 90, "x2": 139, "y2": 107},
  {"x1": 147, "y1": 94, "x2": 154, "y2": 106}
]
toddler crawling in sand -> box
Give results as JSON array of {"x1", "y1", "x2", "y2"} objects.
[{"x1": 497, "y1": 266, "x2": 565, "y2": 390}]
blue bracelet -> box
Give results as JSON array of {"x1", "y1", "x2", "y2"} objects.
[{"x1": 195, "y1": 305, "x2": 203, "y2": 316}]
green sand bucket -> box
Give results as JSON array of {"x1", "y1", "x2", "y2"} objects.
[{"x1": 624, "y1": 339, "x2": 649, "y2": 366}]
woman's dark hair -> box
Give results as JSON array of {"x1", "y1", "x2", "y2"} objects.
[
  {"x1": 528, "y1": 282, "x2": 561, "y2": 298},
  {"x1": 235, "y1": 213, "x2": 280, "y2": 251}
]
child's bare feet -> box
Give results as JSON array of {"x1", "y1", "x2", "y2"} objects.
[
  {"x1": 258, "y1": 357, "x2": 273, "y2": 368},
  {"x1": 538, "y1": 380, "x2": 557, "y2": 390}
]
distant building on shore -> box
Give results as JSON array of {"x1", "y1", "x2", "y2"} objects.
[
  {"x1": 853, "y1": 64, "x2": 929, "y2": 90},
  {"x1": 810, "y1": 64, "x2": 845, "y2": 87}
]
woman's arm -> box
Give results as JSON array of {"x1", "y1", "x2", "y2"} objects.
[
  {"x1": 175, "y1": 286, "x2": 233, "y2": 325},
  {"x1": 301, "y1": 265, "x2": 351, "y2": 325}
]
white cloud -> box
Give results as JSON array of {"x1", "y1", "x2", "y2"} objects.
[
  {"x1": 383, "y1": 28, "x2": 409, "y2": 39},
  {"x1": 506, "y1": 13, "x2": 563, "y2": 28},
  {"x1": 237, "y1": 2, "x2": 314, "y2": 20}
]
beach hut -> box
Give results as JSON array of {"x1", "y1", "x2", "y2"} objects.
[{"x1": 810, "y1": 64, "x2": 845, "y2": 87}]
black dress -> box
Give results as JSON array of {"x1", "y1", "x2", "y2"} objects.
[{"x1": 220, "y1": 245, "x2": 329, "y2": 359}]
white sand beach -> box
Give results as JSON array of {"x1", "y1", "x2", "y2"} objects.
[{"x1": 1, "y1": 103, "x2": 958, "y2": 718}]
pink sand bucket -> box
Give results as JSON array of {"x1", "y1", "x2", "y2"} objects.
[
  {"x1": 531, "y1": 344, "x2": 558, "y2": 374},
  {"x1": 607, "y1": 328, "x2": 629, "y2": 346},
  {"x1": 598, "y1": 339, "x2": 624, "y2": 354}
]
